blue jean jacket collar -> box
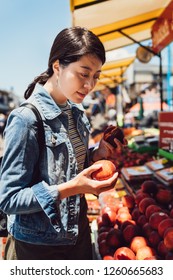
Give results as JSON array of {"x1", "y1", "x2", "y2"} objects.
[{"x1": 33, "y1": 84, "x2": 85, "y2": 120}]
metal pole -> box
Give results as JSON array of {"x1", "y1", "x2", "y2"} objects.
[
  {"x1": 167, "y1": 44, "x2": 172, "y2": 110},
  {"x1": 159, "y1": 52, "x2": 163, "y2": 111}
]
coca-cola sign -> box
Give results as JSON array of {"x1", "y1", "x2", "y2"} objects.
[{"x1": 151, "y1": 1, "x2": 173, "y2": 53}]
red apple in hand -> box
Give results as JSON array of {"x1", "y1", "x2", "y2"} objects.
[{"x1": 91, "y1": 160, "x2": 116, "y2": 180}]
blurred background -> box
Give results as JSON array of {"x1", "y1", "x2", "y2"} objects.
[{"x1": 1, "y1": 0, "x2": 173, "y2": 150}]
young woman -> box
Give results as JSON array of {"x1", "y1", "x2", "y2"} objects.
[{"x1": 0, "y1": 27, "x2": 123, "y2": 260}]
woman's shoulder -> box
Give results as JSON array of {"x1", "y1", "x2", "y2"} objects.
[{"x1": 7, "y1": 104, "x2": 39, "y2": 129}]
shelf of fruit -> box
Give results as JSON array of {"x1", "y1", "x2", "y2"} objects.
[
  {"x1": 87, "y1": 125, "x2": 173, "y2": 259},
  {"x1": 110, "y1": 146, "x2": 153, "y2": 173},
  {"x1": 94, "y1": 179, "x2": 173, "y2": 260},
  {"x1": 86, "y1": 178, "x2": 127, "y2": 223}
]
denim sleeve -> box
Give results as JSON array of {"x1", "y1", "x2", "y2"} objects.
[{"x1": 0, "y1": 109, "x2": 60, "y2": 218}]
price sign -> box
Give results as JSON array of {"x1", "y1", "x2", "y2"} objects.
[{"x1": 159, "y1": 111, "x2": 173, "y2": 151}]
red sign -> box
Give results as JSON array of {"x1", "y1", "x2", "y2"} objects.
[
  {"x1": 159, "y1": 112, "x2": 173, "y2": 150},
  {"x1": 151, "y1": 1, "x2": 173, "y2": 53}
]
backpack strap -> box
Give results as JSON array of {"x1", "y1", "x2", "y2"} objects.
[
  {"x1": 20, "y1": 103, "x2": 45, "y2": 150},
  {"x1": 20, "y1": 103, "x2": 45, "y2": 184}
]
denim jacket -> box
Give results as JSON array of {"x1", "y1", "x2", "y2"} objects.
[{"x1": 0, "y1": 84, "x2": 91, "y2": 245}]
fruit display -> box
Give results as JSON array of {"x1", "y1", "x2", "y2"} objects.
[
  {"x1": 111, "y1": 147, "x2": 153, "y2": 174},
  {"x1": 95, "y1": 179, "x2": 173, "y2": 260}
]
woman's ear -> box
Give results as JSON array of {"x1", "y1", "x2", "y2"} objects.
[{"x1": 52, "y1": 60, "x2": 60, "y2": 74}]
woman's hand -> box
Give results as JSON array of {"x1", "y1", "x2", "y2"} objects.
[
  {"x1": 70, "y1": 163, "x2": 119, "y2": 197},
  {"x1": 91, "y1": 137, "x2": 127, "y2": 162}
]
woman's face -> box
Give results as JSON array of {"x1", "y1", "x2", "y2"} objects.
[{"x1": 55, "y1": 54, "x2": 103, "y2": 104}]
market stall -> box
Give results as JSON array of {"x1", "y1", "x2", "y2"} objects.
[
  {"x1": 70, "y1": 0, "x2": 171, "y2": 51},
  {"x1": 69, "y1": 0, "x2": 173, "y2": 260}
]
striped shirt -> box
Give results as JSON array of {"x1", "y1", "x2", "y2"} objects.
[{"x1": 59, "y1": 102, "x2": 86, "y2": 173}]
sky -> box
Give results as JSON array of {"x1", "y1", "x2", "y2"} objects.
[
  {"x1": 0, "y1": 0, "x2": 71, "y2": 97},
  {"x1": 0, "y1": 0, "x2": 171, "y2": 99}
]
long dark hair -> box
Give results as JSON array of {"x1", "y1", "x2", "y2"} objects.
[{"x1": 24, "y1": 26, "x2": 106, "y2": 99}]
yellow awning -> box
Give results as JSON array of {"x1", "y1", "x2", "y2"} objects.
[
  {"x1": 101, "y1": 56, "x2": 135, "y2": 71},
  {"x1": 95, "y1": 54, "x2": 135, "y2": 90},
  {"x1": 70, "y1": 0, "x2": 172, "y2": 51}
]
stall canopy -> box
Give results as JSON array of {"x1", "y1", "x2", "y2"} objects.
[
  {"x1": 95, "y1": 54, "x2": 135, "y2": 90},
  {"x1": 70, "y1": 0, "x2": 172, "y2": 51}
]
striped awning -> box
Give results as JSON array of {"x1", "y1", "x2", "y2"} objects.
[
  {"x1": 95, "y1": 54, "x2": 135, "y2": 90},
  {"x1": 70, "y1": 0, "x2": 172, "y2": 51}
]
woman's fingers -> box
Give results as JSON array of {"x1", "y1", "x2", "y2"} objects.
[
  {"x1": 99, "y1": 171, "x2": 119, "y2": 185},
  {"x1": 82, "y1": 163, "x2": 103, "y2": 176},
  {"x1": 113, "y1": 138, "x2": 127, "y2": 150}
]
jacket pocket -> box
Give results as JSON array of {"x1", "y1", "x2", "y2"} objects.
[
  {"x1": 44, "y1": 129, "x2": 69, "y2": 184},
  {"x1": 45, "y1": 130, "x2": 67, "y2": 147}
]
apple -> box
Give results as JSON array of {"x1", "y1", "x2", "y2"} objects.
[
  {"x1": 113, "y1": 247, "x2": 136, "y2": 260},
  {"x1": 137, "y1": 214, "x2": 147, "y2": 227},
  {"x1": 165, "y1": 252, "x2": 173, "y2": 260},
  {"x1": 158, "y1": 218, "x2": 173, "y2": 237},
  {"x1": 135, "y1": 193, "x2": 150, "y2": 206},
  {"x1": 131, "y1": 207, "x2": 141, "y2": 221},
  {"x1": 120, "y1": 220, "x2": 136, "y2": 231},
  {"x1": 163, "y1": 227, "x2": 173, "y2": 250},
  {"x1": 144, "y1": 256, "x2": 159, "y2": 260},
  {"x1": 143, "y1": 223, "x2": 153, "y2": 238},
  {"x1": 157, "y1": 240, "x2": 169, "y2": 259},
  {"x1": 103, "y1": 255, "x2": 114, "y2": 260},
  {"x1": 148, "y1": 230, "x2": 161, "y2": 248},
  {"x1": 106, "y1": 228, "x2": 122, "y2": 248},
  {"x1": 122, "y1": 224, "x2": 139, "y2": 244},
  {"x1": 116, "y1": 211, "x2": 132, "y2": 224},
  {"x1": 98, "y1": 240, "x2": 111, "y2": 257},
  {"x1": 138, "y1": 197, "x2": 156, "y2": 214},
  {"x1": 121, "y1": 195, "x2": 135, "y2": 209},
  {"x1": 145, "y1": 204, "x2": 162, "y2": 220},
  {"x1": 117, "y1": 206, "x2": 130, "y2": 214},
  {"x1": 149, "y1": 212, "x2": 168, "y2": 230},
  {"x1": 141, "y1": 180, "x2": 158, "y2": 195},
  {"x1": 130, "y1": 236, "x2": 148, "y2": 254},
  {"x1": 155, "y1": 189, "x2": 173, "y2": 205},
  {"x1": 91, "y1": 160, "x2": 116, "y2": 181},
  {"x1": 98, "y1": 231, "x2": 109, "y2": 244},
  {"x1": 136, "y1": 246, "x2": 156, "y2": 260},
  {"x1": 98, "y1": 225, "x2": 112, "y2": 234},
  {"x1": 101, "y1": 206, "x2": 117, "y2": 226},
  {"x1": 135, "y1": 189, "x2": 143, "y2": 195}
]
